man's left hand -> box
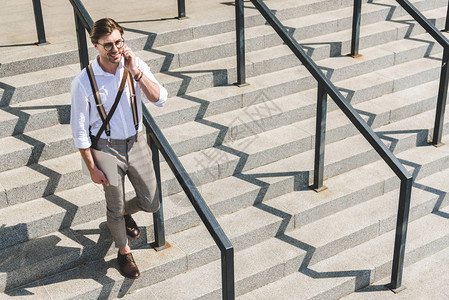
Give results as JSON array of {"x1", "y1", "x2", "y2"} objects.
[{"x1": 122, "y1": 44, "x2": 138, "y2": 76}]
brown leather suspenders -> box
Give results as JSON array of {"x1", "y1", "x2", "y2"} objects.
[
  {"x1": 86, "y1": 64, "x2": 138, "y2": 148},
  {"x1": 126, "y1": 73, "x2": 139, "y2": 131}
]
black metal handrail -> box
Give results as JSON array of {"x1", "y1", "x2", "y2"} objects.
[
  {"x1": 235, "y1": 0, "x2": 413, "y2": 291},
  {"x1": 69, "y1": 0, "x2": 93, "y2": 70},
  {"x1": 142, "y1": 107, "x2": 235, "y2": 299},
  {"x1": 69, "y1": 0, "x2": 234, "y2": 298},
  {"x1": 32, "y1": 0, "x2": 47, "y2": 45},
  {"x1": 351, "y1": 0, "x2": 449, "y2": 146}
]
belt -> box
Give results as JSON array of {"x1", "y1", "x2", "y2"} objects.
[{"x1": 96, "y1": 131, "x2": 144, "y2": 146}]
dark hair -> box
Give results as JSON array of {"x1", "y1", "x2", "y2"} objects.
[{"x1": 90, "y1": 18, "x2": 124, "y2": 44}]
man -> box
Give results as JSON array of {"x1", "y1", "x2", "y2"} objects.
[{"x1": 70, "y1": 18, "x2": 168, "y2": 279}]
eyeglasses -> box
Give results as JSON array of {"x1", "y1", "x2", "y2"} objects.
[{"x1": 97, "y1": 38, "x2": 125, "y2": 51}]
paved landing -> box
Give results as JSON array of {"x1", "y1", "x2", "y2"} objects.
[{"x1": 0, "y1": 0, "x2": 237, "y2": 63}]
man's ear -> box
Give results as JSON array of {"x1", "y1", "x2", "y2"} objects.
[{"x1": 93, "y1": 43, "x2": 98, "y2": 50}]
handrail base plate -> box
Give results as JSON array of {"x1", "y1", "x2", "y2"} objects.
[
  {"x1": 348, "y1": 53, "x2": 363, "y2": 59},
  {"x1": 311, "y1": 185, "x2": 328, "y2": 193},
  {"x1": 152, "y1": 241, "x2": 171, "y2": 252},
  {"x1": 387, "y1": 284, "x2": 407, "y2": 294},
  {"x1": 428, "y1": 141, "x2": 445, "y2": 148},
  {"x1": 234, "y1": 82, "x2": 250, "y2": 88}
]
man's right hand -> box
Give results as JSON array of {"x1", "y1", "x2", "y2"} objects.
[
  {"x1": 90, "y1": 167, "x2": 110, "y2": 186},
  {"x1": 79, "y1": 148, "x2": 110, "y2": 186}
]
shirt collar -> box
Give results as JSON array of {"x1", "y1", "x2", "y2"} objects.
[{"x1": 91, "y1": 55, "x2": 124, "y2": 76}]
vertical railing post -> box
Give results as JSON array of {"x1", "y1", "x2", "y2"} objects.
[
  {"x1": 74, "y1": 13, "x2": 90, "y2": 70},
  {"x1": 312, "y1": 85, "x2": 327, "y2": 192},
  {"x1": 235, "y1": 0, "x2": 247, "y2": 86},
  {"x1": 389, "y1": 177, "x2": 413, "y2": 292},
  {"x1": 148, "y1": 132, "x2": 167, "y2": 251},
  {"x1": 350, "y1": 0, "x2": 362, "y2": 57},
  {"x1": 445, "y1": 1, "x2": 449, "y2": 32},
  {"x1": 222, "y1": 247, "x2": 235, "y2": 300},
  {"x1": 431, "y1": 48, "x2": 449, "y2": 146},
  {"x1": 177, "y1": 0, "x2": 187, "y2": 19},
  {"x1": 32, "y1": 0, "x2": 47, "y2": 45}
]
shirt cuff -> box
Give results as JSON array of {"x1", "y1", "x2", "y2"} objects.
[{"x1": 152, "y1": 84, "x2": 168, "y2": 107}]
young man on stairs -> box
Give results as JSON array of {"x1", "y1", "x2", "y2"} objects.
[{"x1": 70, "y1": 18, "x2": 168, "y2": 279}]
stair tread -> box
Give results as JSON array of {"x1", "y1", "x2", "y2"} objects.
[
  {"x1": 2, "y1": 2, "x2": 445, "y2": 108},
  {"x1": 342, "y1": 246, "x2": 449, "y2": 299},
  {"x1": 238, "y1": 204, "x2": 449, "y2": 299},
  {"x1": 4, "y1": 162, "x2": 447, "y2": 298},
  {"x1": 2, "y1": 0, "x2": 449, "y2": 298},
  {"x1": 0, "y1": 78, "x2": 445, "y2": 209},
  {"x1": 161, "y1": 56, "x2": 441, "y2": 154},
  {"x1": 2, "y1": 131, "x2": 449, "y2": 294}
]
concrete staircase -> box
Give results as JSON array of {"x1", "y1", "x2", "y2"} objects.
[{"x1": 1, "y1": 0, "x2": 449, "y2": 298}]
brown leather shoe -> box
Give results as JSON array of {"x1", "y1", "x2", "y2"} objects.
[
  {"x1": 124, "y1": 214, "x2": 140, "y2": 238},
  {"x1": 117, "y1": 252, "x2": 140, "y2": 279}
]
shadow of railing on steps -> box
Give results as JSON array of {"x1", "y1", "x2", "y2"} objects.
[{"x1": 351, "y1": 0, "x2": 449, "y2": 147}]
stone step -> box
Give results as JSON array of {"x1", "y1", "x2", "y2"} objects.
[
  {"x1": 2, "y1": 33, "x2": 438, "y2": 165},
  {"x1": 131, "y1": 4, "x2": 440, "y2": 76},
  {"x1": 1, "y1": 2, "x2": 446, "y2": 107},
  {"x1": 148, "y1": 29, "x2": 445, "y2": 131},
  {"x1": 152, "y1": 2, "x2": 394, "y2": 70},
  {"x1": 342, "y1": 245, "x2": 449, "y2": 299},
  {"x1": 1, "y1": 102, "x2": 449, "y2": 285},
  {"x1": 3, "y1": 2, "x2": 376, "y2": 106},
  {"x1": 0, "y1": 69, "x2": 444, "y2": 209},
  {"x1": 0, "y1": 93, "x2": 70, "y2": 139},
  {"x1": 238, "y1": 203, "x2": 449, "y2": 299},
  {"x1": 0, "y1": 95, "x2": 447, "y2": 253},
  {"x1": 0, "y1": 25, "x2": 443, "y2": 149},
  {"x1": 0, "y1": 152, "x2": 91, "y2": 208},
  {"x1": 3, "y1": 147, "x2": 449, "y2": 297},
  {"x1": 43, "y1": 154, "x2": 449, "y2": 300},
  {"x1": 162, "y1": 53, "x2": 442, "y2": 156},
  {"x1": 301, "y1": 16, "x2": 445, "y2": 59},
  {"x1": 149, "y1": 188, "x2": 449, "y2": 300},
  {"x1": 0, "y1": 22, "x2": 430, "y2": 141},
  {"x1": 0, "y1": 186, "x2": 295, "y2": 293},
  {"x1": 0, "y1": 124, "x2": 73, "y2": 172}
]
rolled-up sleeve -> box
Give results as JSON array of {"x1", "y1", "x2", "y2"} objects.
[
  {"x1": 137, "y1": 57, "x2": 168, "y2": 107},
  {"x1": 70, "y1": 75, "x2": 92, "y2": 149}
]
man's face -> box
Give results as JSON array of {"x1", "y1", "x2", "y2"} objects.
[{"x1": 94, "y1": 29, "x2": 123, "y2": 65}]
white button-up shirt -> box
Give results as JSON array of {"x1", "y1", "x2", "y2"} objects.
[{"x1": 70, "y1": 56, "x2": 167, "y2": 149}]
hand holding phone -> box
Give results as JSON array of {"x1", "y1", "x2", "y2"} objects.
[{"x1": 122, "y1": 44, "x2": 138, "y2": 76}]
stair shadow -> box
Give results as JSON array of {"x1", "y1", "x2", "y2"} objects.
[
  {"x1": 254, "y1": 195, "x2": 372, "y2": 290},
  {"x1": 1, "y1": 96, "x2": 70, "y2": 160},
  {"x1": 366, "y1": 0, "x2": 442, "y2": 57},
  {"x1": 119, "y1": 17, "x2": 177, "y2": 24},
  {"x1": 0, "y1": 223, "x2": 28, "y2": 251},
  {"x1": 123, "y1": 26, "x2": 233, "y2": 96},
  {"x1": 0, "y1": 231, "x2": 81, "y2": 295},
  {"x1": 399, "y1": 158, "x2": 449, "y2": 220},
  {"x1": 221, "y1": 1, "x2": 262, "y2": 11},
  {"x1": 0, "y1": 43, "x2": 37, "y2": 48},
  {"x1": 376, "y1": 128, "x2": 430, "y2": 153},
  {"x1": 3, "y1": 220, "x2": 142, "y2": 299},
  {"x1": 0, "y1": 82, "x2": 15, "y2": 108}
]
